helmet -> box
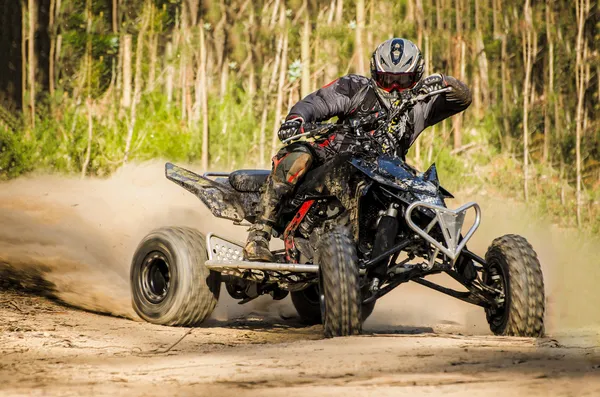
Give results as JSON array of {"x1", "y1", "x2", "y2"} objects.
[{"x1": 370, "y1": 38, "x2": 424, "y2": 92}]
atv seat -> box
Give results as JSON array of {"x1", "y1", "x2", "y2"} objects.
[{"x1": 228, "y1": 170, "x2": 270, "y2": 192}]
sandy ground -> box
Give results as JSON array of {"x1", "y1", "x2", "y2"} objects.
[
  {"x1": 1, "y1": 289, "x2": 600, "y2": 397},
  {"x1": 1, "y1": 162, "x2": 599, "y2": 396}
]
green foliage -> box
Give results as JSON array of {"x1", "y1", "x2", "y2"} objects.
[
  {"x1": 3, "y1": 0, "x2": 598, "y2": 234},
  {"x1": 0, "y1": 126, "x2": 34, "y2": 180}
]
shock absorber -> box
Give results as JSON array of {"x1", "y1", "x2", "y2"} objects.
[
  {"x1": 370, "y1": 203, "x2": 400, "y2": 291},
  {"x1": 298, "y1": 201, "x2": 323, "y2": 238}
]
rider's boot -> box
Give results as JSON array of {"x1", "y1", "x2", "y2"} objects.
[
  {"x1": 244, "y1": 223, "x2": 275, "y2": 262},
  {"x1": 243, "y1": 178, "x2": 293, "y2": 262}
]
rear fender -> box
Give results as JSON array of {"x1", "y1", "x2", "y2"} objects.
[{"x1": 165, "y1": 162, "x2": 246, "y2": 222}]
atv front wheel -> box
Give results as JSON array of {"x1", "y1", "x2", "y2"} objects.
[
  {"x1": 317, "y1": 229, "x2": 362, "y2": 337},
  {"x1": 130, "y1": 227, "x2": 220, "y2": 326},
  {"x1": 484, "y1": 234, "x2": 545, "y2": 337}
]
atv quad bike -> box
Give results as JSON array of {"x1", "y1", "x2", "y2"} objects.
[{"x1": 130, "y1": 88, "x2": 545, "y2": 338}]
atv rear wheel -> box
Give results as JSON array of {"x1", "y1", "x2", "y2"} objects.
[
  {"x1": 484, "y1": 234, "x2": 545, "y2": 337},
  {"x1": 130, "y1": 227, "x2": 220, "y2": 326},
  {"x1": 317, "y1": 229, "x2": 362, "y2": 337},
  {"x1": 291, "y1": 284, "x2": 375, "y2": 325},
  {"x1": 290, "y1": 285, "x2": 322, "y2": 325}
]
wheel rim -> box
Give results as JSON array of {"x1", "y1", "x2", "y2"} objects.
[
  {"x1": 318, "y1": 272, "x2": 326, "y2": 318},
  {"x1": 484, "y1": 260, "x2": 508, "y2": 329},
  {"x1": 302, "y1": 284, "x2": 321, "y2": 305},
  {"x1": 140, "y1": 252, "x2": 171, "y2": 304}
]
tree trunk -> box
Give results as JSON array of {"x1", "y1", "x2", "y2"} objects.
[
  {"x1": 327, "y1": 0, "x2": 335, "y2": 23},
  {"x1": 112, "y1": 0, "x2": 118, "y2": 33},
  {"x1": 406, "y1": 0, "x2": 415, "y2": 22},
  {"x1": 522, "y1": 0, "x2": 533, "y2": 202},
  {"x1": 367, "y1": 0, "x2": 374, "y2": 54},
  {"x1": 110, "y1": 0, "x2": 118, "y2": 97},
  {"x1": 180, "y1": 51, "x2": 187, "y2": 121},
  {"x1": 199, "y1": 19, "x2": 209, "y2": 171},
  {"x1": 81, "y1": 98, "x2": 93, "y2": 178},
  {"x1": 417, "y1": 34, "x2": 432, "y2": 164},
  {"x1": 574, "y1": 0, "x2": 586, "y2": 227},
  {"x1": 49, "y1": 0, "x2": 56, "y2": 98},
  {"x1": 530, "y1": 30, "x2": 538, "y2": 107},
  {"x1": 247, "y1": 5, "x2": 256, "y2": 110},
  {"x1": 474, "y1": 0, "x2": 480, "y2": 32},
  {"x1": 180, "y1": 4, "x2": 188, "y2": 121},
  {"x1": 473, "y1": 71, "x2": 481, "y2": 119},
  {"x1": 451, "y1": 0, "x2": 464, "y2": 149},
  {"x1": 325, "y1": 0, "x2": 343, "y2": 81},
  {"x1": 325, "y1": 40, "x2": 339, "y2": 82},
  {"x1": 501, "y1": 33, "x2": 509, "y2": 151},
  {"x1": 415, "y1": 0, "x2": 424, "y2": 48},
  {"x1": 248, "y1": 61, "x2": 256, "y2": 106},
  {"x1": 272, "y1": 30, "x2": 288, "y2": 156},
  {"x1": 452, "y1": 38, "x2": 465, "y2": 149},
  {"x1": 435, "y1": 0, "x2": 442, "y2": 30},
  {"x1": 166, "y1": 42, "x2": 174, "y2": 106},
  {"x1": 312, "y1": 29, "x2": 320, "y2": 91},
  {"x1": 55, "y1": 31, "x2": 62, "y2": 84},
  {"x1": 21, "y1": 0, "x2": 27, "y2": 127},
  {"x1": 121, "y1": 34, "x2": 132, "y2": 109},
  {"x1": 85, "y1": 0, "x2": 92, "y2": 94},
  {"x1": 148, "y1": 4, "x2": 157, "y2": 92},
  {"x1": 287, "y1": 84, "x2": 297, "y2": 114},
  {"x1": 258, "y1": 7, "x2": 285, "y2": 166},
  {"x1": 543, "y1": 0, "x2": 553, "y2": 164},
  {"x1": 28, "y1": 0, "x2": 36, "y2": 128},
  {"x1": 492, "y1": 0, "x2": 498, "y2": 36},
  {"x1": 355, "y1": 0, "x2": 365, "y2": 74},
  {"x1": 82, "y1": 0, "x2": 93, "y2": 178},
  {"x1": 220, "y1": 56, "x2": 229, "y2": 100},
  {"x1": 597, "y1": 65, "x2": 600, "y2": 104},
  {"x1": 455, "y1": 0, "x2": 461, "y2": 36},
  {"x1": 193, "y1": 37, "x2": 202, "y2": 122},
  {"x1": 270, "y1": 0, "x2": 280, "y2": 27},
  {"x1": 124, "y1": 3, "x2": 150, "y2": 163},
  {"x1": 476, "y1": 31, "x2": 489, "y2": 113},
  {"x1": 335, "y1": 0, "x2": 343, "y2": 23},
  {"x1": 301, "y1": 4, "x2": 311, "y2": 98}
]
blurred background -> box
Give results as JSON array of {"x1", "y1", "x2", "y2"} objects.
[{"x1": 0, "y1": 0, "x2": 598, "y2": 232}]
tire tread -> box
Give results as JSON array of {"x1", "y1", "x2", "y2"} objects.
[
  {"x1": 131, "y1": 227, "x2": 220, "y2": 327},
  {"x1": 485, "y1": 234, "x2": 544, "y2": 337},
  {"x1": 318, "y1": 229, "x2": 362, "y2": 338}
]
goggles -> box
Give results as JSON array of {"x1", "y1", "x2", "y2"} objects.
[{"x1": 374, "y1": 72, "x2": 417, "y2": 92}]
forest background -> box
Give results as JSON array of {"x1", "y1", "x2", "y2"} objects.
[{"x1": 0, "y1": 0, "x2": 598, "y2": 233}]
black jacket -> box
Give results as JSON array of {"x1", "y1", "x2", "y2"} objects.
[{"x1": 287, "y1": 74, "x2": 471, "y2": 153}]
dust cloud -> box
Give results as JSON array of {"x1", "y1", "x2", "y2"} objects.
[
  {"x1": 463, "y1": 191, "x2": 600, "y2": 334},
  {"x1": 0, "y1": 163, "x2": 598, "y2": 334},
  {"x1": 0, "y1": 162, "x2": 238, "y2": 319},
  {"x1": 364, "y1": 191, "x2": 600, "y2": 335}
]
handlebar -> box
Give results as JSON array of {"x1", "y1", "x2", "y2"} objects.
[
  {"x1": 280, "y1": 123, "x2": 337, "y2": 144},
  {"x1": 281, "y1": 86, "x2": 452, "y2": 144},
  {"x1": 412, "y1": 86, "x2": 452, "y2": 103}
]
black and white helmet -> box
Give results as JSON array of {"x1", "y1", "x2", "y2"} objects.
[{"x1": 370, "y1": 38, "x2": 425, "y2": 92}]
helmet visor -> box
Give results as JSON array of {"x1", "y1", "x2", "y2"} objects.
[{"x1": 375, "y1": 72, "x2": 417, "y2": 92}]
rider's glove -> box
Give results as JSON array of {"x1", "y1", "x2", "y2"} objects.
[
  {"x1": 277, "y1": 117, "x2": 304, "y2": 142},
  {"x1": 413, "y1": 73, "x2": 447, "y2": 95},
  {"x1": 444, "y1": 75, "x2": 472, "y2": 107}
]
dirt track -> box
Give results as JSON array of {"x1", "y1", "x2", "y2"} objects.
[
  {"x1": 1, "y1": 163, "x2": 600, "y2": 396},
  {"x1": 2, "y1": 289, "x2": 600, "y2": 397}
]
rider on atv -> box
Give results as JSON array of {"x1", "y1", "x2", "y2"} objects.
[{"x1": 244, "y1": 37, "x2": 472, "y2": 262}]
